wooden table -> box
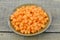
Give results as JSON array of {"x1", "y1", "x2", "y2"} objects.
[{"x1": 0, "y1": 0, "x2": 60, "y2": 40}]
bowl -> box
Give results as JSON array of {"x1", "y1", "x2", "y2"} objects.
[{"x1": 8, "y1": 4, "x2": 52, "y2": 36}]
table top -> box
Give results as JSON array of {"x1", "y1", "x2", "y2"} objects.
[{"x1": 0, "y1": 0, "x2": 60, "y2": 40}]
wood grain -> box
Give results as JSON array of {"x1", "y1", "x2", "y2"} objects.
[{"x1": 0, "y1": 33, "x2": 60, "y2": 40}]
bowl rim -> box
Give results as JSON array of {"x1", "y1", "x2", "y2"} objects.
[{"x1": 8, "y1": 4, "x2": 52, "y2": 36}]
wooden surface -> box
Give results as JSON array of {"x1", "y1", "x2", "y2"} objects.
[
  {"x1": 0, "y1": 33, "x2": 60, "y2": 40},
  {"x1": 0, "y1": 0, "x2": 60, "y2": 40}
]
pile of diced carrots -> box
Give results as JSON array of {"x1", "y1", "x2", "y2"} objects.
[{"x1": 10, "y1": 5, "x2": 49, "y2": 34}]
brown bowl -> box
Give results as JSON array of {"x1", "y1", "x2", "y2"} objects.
[{"x1": 8, "y1": 4, "x2": 52, "y2": 36}]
